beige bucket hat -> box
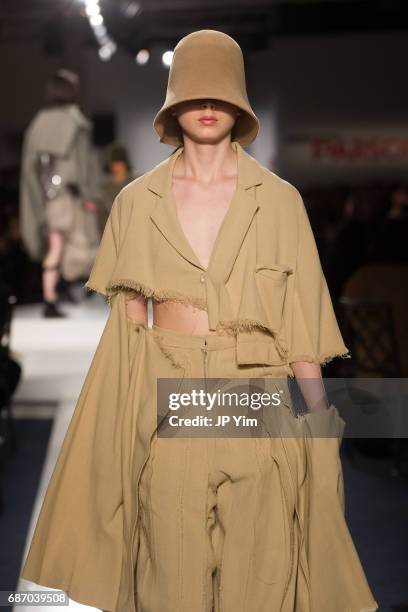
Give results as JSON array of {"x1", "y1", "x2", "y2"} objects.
[{"x1": 153, "y1": 29, "x2": 260, "y2": 147}]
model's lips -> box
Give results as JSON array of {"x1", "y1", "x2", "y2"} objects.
[{"x1": 199, "y1": 117, "x2": 218, "y2": 124}]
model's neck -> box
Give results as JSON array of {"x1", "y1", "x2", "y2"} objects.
[{"x1": 175, "y1": 138, "x2": 237, "y2": 185}]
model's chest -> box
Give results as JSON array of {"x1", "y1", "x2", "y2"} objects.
[
  {"x1": 171, "y1": 177, "x2": 238, "y2": 271},
  {"x1": 100, "y1": 180, "x2": 301, "y2": 367},
  {"x1": 115, "y1": 184, "x2": 297, "y2": 290}
]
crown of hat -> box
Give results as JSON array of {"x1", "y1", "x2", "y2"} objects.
[{"x1": 153, "y1": 29, "x2": 259, "y2": 147}]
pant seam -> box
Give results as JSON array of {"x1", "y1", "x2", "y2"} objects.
[
  {"x1": 218, "y1": 471, "x2": 234, "y2": 611},
  {"x1": 202, "y1": 439, "x2": 212, "y2": 612}
]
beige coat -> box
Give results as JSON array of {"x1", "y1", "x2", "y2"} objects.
[
  {"x1": 20, "y1": 141, "x2": 378, "y2": 611},
  {"x1": 19, "y1": 104, "x2": 99, "y2": 261}
]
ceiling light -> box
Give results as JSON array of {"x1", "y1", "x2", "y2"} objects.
[
  {"x1": 93, "y1": 24, "x2": 107, "y2": 37},
  {"x1": 85, "y1": 3, "x2": 100, "y2": 16},
  {"x1": 99, "y1": 45, "x2": 113, "y2": 61},
  {"x1": 99, "y1": 41, "x2": 117, "y2": 61},
  {"x1": 122, "y1": 1, "x2": 142, "y2": 18},
  {"x1": 135, "y1": 49, "x2": 150, "y2": 65},
  {"x1": 162, "y1": 50, "x2": 173, "y2": 67},
  {"x1": 90, "y1": 13, "x2": 103, "y2": 26}
]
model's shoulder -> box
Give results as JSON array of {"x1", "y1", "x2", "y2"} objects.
[
  {"x1": 114, "y1": 171, "x2": 151, "y2": 203},
  {"x1": 119, "y1": 173, "x2": 148, "y2": 195},
  {"x1": 258, "y1": 164, "x2": 302, "y2": 204},
  {"x1": 115, "y1": 153, "x2": 173, "y2": 204}
]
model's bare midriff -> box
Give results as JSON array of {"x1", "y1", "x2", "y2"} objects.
[{"x1": 126, "y1": 149, "x2": 238, "y2": 335}]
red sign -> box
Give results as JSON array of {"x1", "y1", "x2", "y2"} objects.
[{"x1": 311, "y1": 137, "x2": 408, "y2": 161}]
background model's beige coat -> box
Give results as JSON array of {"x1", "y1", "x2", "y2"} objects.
[
  {"x1": 19, "y1": 103, "x2": 99, "y2": 261},
  {"x1": 21, "y1": 141, "x2": 378, "y2": 611}
]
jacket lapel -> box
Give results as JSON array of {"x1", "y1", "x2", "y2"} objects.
[
  {"x1": 148, "y1": 146, "x2": 201, "y2": 269},
  {"x1": 147, "y1": 141, "x2": 263, "y2": 277}
]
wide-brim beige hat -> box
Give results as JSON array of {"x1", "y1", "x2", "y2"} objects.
[{"x1": 153, "y1": 29, "x2": 260, "y2": 147}]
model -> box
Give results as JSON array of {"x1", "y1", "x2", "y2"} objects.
[
  {"x1": 19, "y1": 68, "x2": 98, "y2": 317},
  {"x1": 21, "y1": 30, "x2": 379, "y2": 612}
]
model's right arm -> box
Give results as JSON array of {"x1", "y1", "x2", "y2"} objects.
[{"x1": 126, "y1": 294, "x2": 148, "y2": 326}]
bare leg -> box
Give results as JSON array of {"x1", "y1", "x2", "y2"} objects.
[{"x1": 42, "y1": 229, "x2": 66, "y2": 317}]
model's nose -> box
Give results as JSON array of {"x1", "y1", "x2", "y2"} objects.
[{"x1": 201, "y1": 100, "x2": 216, "y2": 109}]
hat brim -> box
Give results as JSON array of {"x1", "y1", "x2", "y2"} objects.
[{"x1": 153, "y1": 96, "x2": 259, "y2": 147}]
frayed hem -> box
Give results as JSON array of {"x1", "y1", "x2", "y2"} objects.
[
  {"x1": 150, "y1": 333, "x2": 186, "y2": 371},
  {"x1": 217, "y1": 318, "x2": 288, "y2": 359},
  {"x1": 83, "y1": 282, "x2": 111, "y2": 305},
  {"x1": 105, "y1": 279, "x2": 208, "y2": 311},
  {"x1": 288, "y1": 349, "x2": 352, "y2": 368},
  {"x1": 217, "y1": 318, "x2": 271, "y2": 334}
]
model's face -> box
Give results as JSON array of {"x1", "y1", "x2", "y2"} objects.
[{"x1": 170, "y1": 99, "x2": 240, "y2": 144}]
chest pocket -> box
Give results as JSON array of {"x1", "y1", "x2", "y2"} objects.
[{"x1": 254, "y1": 262, "x2": 293, "y2": 345}]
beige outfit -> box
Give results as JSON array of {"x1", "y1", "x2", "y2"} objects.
[
  {"x1": 19, "y1": 103, "x2": 99, "y2": 263},
  {"x1": 20, "y1": 30, "x2": 378, "y2": 612},
  {"x1": 20, "y1": 140, "x2": 378, "y2": 612}
]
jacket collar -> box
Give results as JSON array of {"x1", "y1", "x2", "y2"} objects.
[
  {"x1": 147, "y1": 141, "x2": 263, "y2": 277},
  {"x1": 146, "y1": 140, "x2": 263, "y2": 196}
]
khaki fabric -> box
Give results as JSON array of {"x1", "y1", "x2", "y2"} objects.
[
  {"x1": 21, "y1": 308, "x2": 378, "y2": 611},
  {"x1": 19, "y1": 104, "x2": 99, "y2": 261},
  {"x1": 20, "y1": 141, "x2": 378, "y2": 611},
  {"x1": 84, "y1": 140, "x2": 351, "y2": 375},
  {"x1": 136, "y1": 325, "x2": 378, "y2": 612},
  {"x1": 21, "y1": 143, "x2": 378, "y2": 612}
]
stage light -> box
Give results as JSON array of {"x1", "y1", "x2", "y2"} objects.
[
  {"x1": 162, "y1": 50, "x2": 173, "y2": 67},
  {"x1": 135, "y1": 49, "x2": 150, "y2": 65},
  {"x1": 85, "y1": 3, "x2": 100, "y2": 17},
  {"x1": 99, "y1": 41, "x2": 117, "y2": 61},
  {"x1": 93, "y1": 24, "x2": 107, "y2": 37},
  {"x1": 90, "y1": 13, "x2": 103, "y2": 27},
  {"x1": 122, "y1": 1, "x2": 142, "y2": 18},
  {"x1": 75, "y1": 0, "x2": 117, "y2": 62},
  {"x1": 99, "y1": 45, "x2": 112, "y2": 61}
]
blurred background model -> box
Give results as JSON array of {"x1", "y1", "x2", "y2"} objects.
[{"x1": 19, "y1": 68, "x2": 100, "y2": 317}]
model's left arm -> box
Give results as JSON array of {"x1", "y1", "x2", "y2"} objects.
[{"x1": 287, "y1": 190, "x2": 351, "y2": 412}]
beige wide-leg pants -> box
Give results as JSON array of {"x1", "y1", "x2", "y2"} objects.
[{"x1": 135, "y1": 324, "x2": 295, "y2": 612}]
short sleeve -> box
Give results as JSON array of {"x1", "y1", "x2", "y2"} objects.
[
  {"x1": 84, "y1": 193, "x2": 121, "y2": 297},
  {"x1": 287, "y1": 191, "x2": 351, "y2": 366}
]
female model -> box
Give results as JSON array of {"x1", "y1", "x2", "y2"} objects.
[{"x1": 21, "y1": 30, "x2": 378, "y2": 611}]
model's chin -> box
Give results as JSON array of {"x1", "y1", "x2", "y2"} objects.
[{"x1": 182, "y1": 127, "x2": 232, "y2": 145}]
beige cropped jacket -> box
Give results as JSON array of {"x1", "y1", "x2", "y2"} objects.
[{"x1": 85, "y1": 140, "x2": 350, "y2": 375}]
